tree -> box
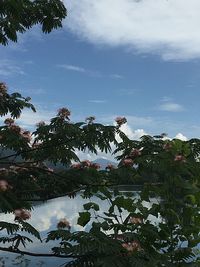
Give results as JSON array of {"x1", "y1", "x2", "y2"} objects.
[
  {"x1": 0, "y1": 0, "x2": 67, "y2": 45},
  {"x1": 0, "y1": 2, "x2": 200, "y2": 266},
  {"x1": 0, "y1": 83, "x2": 200, "y2": 267}
]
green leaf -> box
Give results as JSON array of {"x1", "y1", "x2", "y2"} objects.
[
  {"x1": 77, "y1": 212, "x2": 91, "y2": 227},
  {"x1": 83, "y1": 202, "x2": 100, "y2": 211}
]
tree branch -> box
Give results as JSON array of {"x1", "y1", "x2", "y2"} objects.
[{"x1": 0, "y1": 246, "x2": 76, "y2": 258}]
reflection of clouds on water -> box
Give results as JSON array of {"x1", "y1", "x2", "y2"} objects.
[{"x1": 0, "y1": 190, "x2": 160, "y2": 267}]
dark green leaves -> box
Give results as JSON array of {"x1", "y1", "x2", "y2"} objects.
[
  {"x1": 0, "y1": 0, "x2": 67, "y2": 45},
  {"x1": 78, "y1": 212, "x2": 91, "y2": 227}
]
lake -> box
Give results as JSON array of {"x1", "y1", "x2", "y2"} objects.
[{"x1": 0, "y1": 187, "x2": 161, "y2": 267}]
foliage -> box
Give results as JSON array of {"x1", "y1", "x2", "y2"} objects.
[
  {"x1": 0, "y1": 84, "x2": 200, "y2": 267},
  {"x1": 0, "y1": 0, "x2": 67, "y2": 45}
]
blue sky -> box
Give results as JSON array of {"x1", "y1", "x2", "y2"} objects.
[{"x1": 1, "y1": 0, "x2": 200, "y2": 142}]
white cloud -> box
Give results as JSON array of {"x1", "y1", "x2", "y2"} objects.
[
  {"x1": 19, "y1": 88, "x2": 46, "y2": 95},
  {"x1": 17, "y1": 109, "x2": 54, "y2": 128},
  {"x1": 65, "y1": 0, "x2": 200, "y2": 60},
  {"x1": 109, "y1": 74, "x2": 123, "y2": 79},
  {"x1": 0, "y1": 60, "x2": 25, "y2": 76},
  {"x1": 88, "y1": 100, "x2": 107, "y2": 104},
  {"x1": 58, "y1": 64, "x2": 86, "y2": 73},
  {"x1": 119, "y1": 123, "x2": 147, "y2": 140},
  {"x1": 57, "y1": 64, "x2": 123, "y2": 79},
  {"x1": 175, "y1": 133, "x2": 188, "y2": 141},
  {"x1": 0, "y1": 108, "x2": 54, "y2": 129},
  {"x1": 159, "y1": 102, "x2": 184, "y2": 112}
]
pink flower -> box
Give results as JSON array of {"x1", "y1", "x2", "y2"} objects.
[
  {"x1": 71, "y1": 163, "x2": 81, "y2": 169},
  {"x1": 123, "y1": 158, "x2": 134, "y2": 167},
  {"x1": 129, "y1": 216, "x2": 143, "y2": 224},
  {"x1": 57, "y1": 108, "x2": 71, "y2": 120},
  {"x1": 9, "y1": 124, "x2": 21, "y2": 134},
  {"x1": 57, "y1": 218, "x2": 71, "y2": 229},
  {"x1": 115, "y1": 116, "x2": 127, "y2": 127},
  {"x1": 106, "y1": 164, "x2": 115, "y2": 171},
  {"x1": 4, "y1": 118, "x2": 15, "y2": 126},
  {"x1": 21, "y1": 131, "x2": 31, "y2": 142},
  {"x1": 0, "y1": 83, "x2": 7, "y2": 95},
  {"x1": 174, "y1": 155, "x2": 186, "y2": 162},
  {"x1": 81, "y1": 160, "x2": 91, "y2": 168},
  {"x1": 122, "y1": 241, "x2": 141, "y2": 252},
  {"x1": 130, "y1": 149, "x2": 141, "y2": 157},
  {"x1": 163, "y1": 143, "x2": 172, "y2": 151},
  {"x1": 14, "y1": 209, "x2": 31, "y2": 221},
  {"x1": 90, "y1": 163, "x2": 100, "y2": 170},
  {"x1": 0, "y1": 180, "x2": 9, "y2": 192}
]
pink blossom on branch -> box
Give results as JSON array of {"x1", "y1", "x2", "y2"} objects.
[
  {"x1": 130, "y1": 149, "x2": 142, "y2": 158},
  {"x1": 57, "y1": 218, "x2": 71, "y2": 229},
  {"x1": 0, "y1": 83, "x2": 7, "y2": 96},
  {"x1": 14, "y1": 209, "x2": 31, "y2": 221},
  {"x1": 57, "y1": 108, "x2": 71, "y2": 120},
  {"x1": 123, "y1": 158, "x2": 134, "y2": 167},
  {"x1": 129, "y1": 216, "x2": 143, "y2": 224},
  {"x1": 81, "y1": 160, "x2": 91, "y2": 168},
  {"x1": 90, "y1": 163, "x2": 101, "y2": 170},
  {"x1": 4, "y1": 118, "x2": 15, "y2": 126},
  {"x1": 122, "y1": 241, "x2": 141, "y2": 252},
  {"x1": 106, "y1": 164, "x2": 116, "y2": 171},
  {"x1": 0, "y1": 180, "x2": 9, "y2": 192},
  {"x1": 163, "y1": 143, "x2": 172, "y2": 151},
  {"x1": 174, "y1": 155, "x2": 186, "y2": 163},
  {"x1": 115, "y1": 116, "x2": 127, "y2": 127},
  {"x1": 9, "y1": 124, "x2": 21, "y2": 134}
]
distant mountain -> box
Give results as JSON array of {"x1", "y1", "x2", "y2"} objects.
[
  {"x1": 0, "y1": 148, "x2": 117, "y2": 171},
  {"x1": 93, "y1": 158, "x2": 118, "y2": 170}
]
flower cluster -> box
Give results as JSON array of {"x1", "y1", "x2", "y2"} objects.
[
  {"x1": 105, "y1": 164, "x2": 116, "y2": 171},
  {"x1": 4, "y1": 118, "x2": 15, "y2": 126},
  {"x1": 71, "y1": 160, "x2": 100, "y2": 170},
  {"x1": 14, "y1": 209, "x2": 31, "y2": 221},
  {"x1": 21, "y1": 130, "x2": 31, "y2": 142},
  {"x1": 57, "y1": 108, "x2": 71, "y2": 120},
  {"x1": 129, "y1": 216, "x2": 143, "y2": 224},
  {"x1": 115, "y1": 117, "x2": 127, "y2": 127},
  {"x1": 6, "y1": 122, "x2": 32, "y2": 142},
  {"x1": 174, "y1": 155, "x2": 186, "y2": 163},
  {"x1": 129, "y1": 149, "x2": 141, "y2": 158},
  {"x1": 85, "y1": 116, "x2": 95, "y2": 124},
  {"x1": 122, "y1": 241, "x2": 141, "y2": 252},
  {"x1": 9, "y1": 124, "x2": 21, "y2": 134},
  {"x1": 0, "y1": 180, "x2": 10, "y2": 192},
  {"x1": 0, "y1": 83, "x2": 7, "y2": 96},
  {"x1": 57, "y1": 218, "x2": 71, "y2": 229},
  {"x1": 163, "y1": 143, "x2": 172, "y2": 151},
  {"x1": 122, "y1": 158, "x2": 134, "y2": 167}
]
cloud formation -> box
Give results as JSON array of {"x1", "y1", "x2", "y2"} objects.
[
  {"x1": 0, "y1": 60, "x2": 25, "y2": 76},
  {"x1": 57, "y1": 64, "x2": 122, "y2": 78},
  {"x1": 159, "y1": 102, "x2": 184, "y2": 112},
  {"x1": 65, "y1": 0, "x2": 200, "y2": 60},
  {"x1": 58, "y1": 64, "x2": 86, "y2": 73}
]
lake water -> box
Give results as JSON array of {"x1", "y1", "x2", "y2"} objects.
[{"x1": 0, "y1": 187, "x2": 165, "y2": 267}]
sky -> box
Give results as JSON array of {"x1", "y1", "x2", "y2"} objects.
[{"x1": 1, "y1": 0, "x2": 200, "y2": 145}]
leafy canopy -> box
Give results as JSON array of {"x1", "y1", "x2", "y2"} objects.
[
  {"x1": 0, "y1": 0, "x2": 67, "y2": 45},
  {"x1": 0, "y1": 83, "x2": 200, "y2": 267}
]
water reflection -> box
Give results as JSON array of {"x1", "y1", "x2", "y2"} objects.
[{"x1": 0, "y1": 187, "x2": 155, "y2": 267}]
